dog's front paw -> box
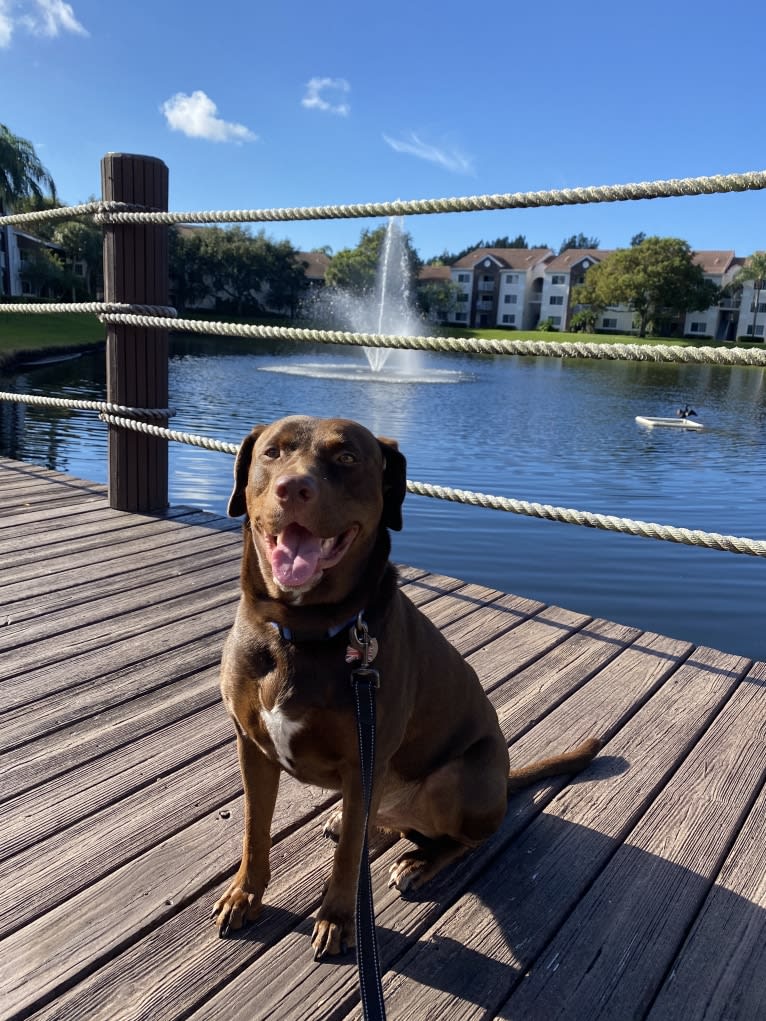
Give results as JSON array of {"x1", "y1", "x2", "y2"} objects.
[
  {"x1": 311, "y1": 910, "x2": 355, "y2": 959},
  {"x1": 388, "y1": 851, "x2": 432, "y2": 893},
  {"x1": 322, "y1": 807, "x2": 343, "y2": 842},
  {"x1": 212, "y1": 879, "x2": 264, "y2": 937}
]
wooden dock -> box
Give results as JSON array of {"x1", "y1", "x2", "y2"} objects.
[{"x1": 1, "y1": 455, "x2": 764, "y2": 1021}]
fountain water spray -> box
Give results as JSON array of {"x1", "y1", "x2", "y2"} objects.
[{"x1": 259, "y1": 218, "x2": 469, "y2": 384}]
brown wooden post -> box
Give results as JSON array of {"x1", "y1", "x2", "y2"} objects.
[{"x1": 101, "y1": 152, "x2": 169, "y2": 511}]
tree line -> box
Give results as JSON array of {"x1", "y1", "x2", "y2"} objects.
[{"x1": 3, "y1": 122, "x2": 765, "y2": 337}]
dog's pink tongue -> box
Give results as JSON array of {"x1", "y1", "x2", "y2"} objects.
[{"x1": 272, "y1": 523, "x2": 322, "y2": 587}]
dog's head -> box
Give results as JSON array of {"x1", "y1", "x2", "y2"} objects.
[{"x1": 228, "y1": 416, "x2": 406, "y2": 599}]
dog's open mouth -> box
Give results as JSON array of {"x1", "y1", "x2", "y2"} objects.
[{"x1": 265, "y1": 522, "x2": 359, "y2": 589}]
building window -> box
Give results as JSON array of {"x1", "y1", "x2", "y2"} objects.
[
  {"x1": 550, "y1": 316, "x2": 561, "y2": 326},
  {"x1": 505, "y1": 273, "x2": 519, "y2": 284},
  {"x1": 746, "y1": 323, "x2": 765, "y2": 336},
  {"x1": 456, "y1": 273, "x2": 470, "y2": 283},
  {"x1": 551, "y1": 274, "x2": 566, "y2": 285},
  {"x1": 602, "y1": 317, "x2": 617, "y2": 329},
  {"x1": 501, "y1": 314, "x2": 516, "y2": 324},
  {"x1": 750, "y1": 301, "x2": 766, "y2": 313},
  {"x1": 454, "y1": 312, "x2": 468, "y2": 322},
  {"x1": 549, "y1": 295, "x2": 564, "y2": 306},
  {"x1": 503, "y1": 294, "x2": 518, "y2": 304},
  {"x1": 457, "y1": 293, "x2": 469, "y2": 302},
  {"x1": 690, "y1": 322, "x2": 707, "y2": 333}
]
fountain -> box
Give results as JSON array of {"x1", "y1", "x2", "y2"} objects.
[{"x1": 258, "y1": 218, "x2": 468, "y2": 384}]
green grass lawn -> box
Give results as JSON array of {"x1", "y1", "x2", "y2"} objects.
[
  {"x1": 0, "y1": 310, "x2": 757, "y2": 362},
  {"x1": 0, "y1": 312, "x2": 105, "y2": 355}
]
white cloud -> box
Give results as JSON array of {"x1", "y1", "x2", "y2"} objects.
[
  {"x1": 161, "y1": 91, "x2": 257, "y2": 144},
  {"x1": 301, "y1": 77, "x2": 350, "y2": 117},
  {"x1": 0, "y1": 2, "x2": 14, "y2": 47},
  {"x1": 18, "y1": 0, "x2": 88, "y2": 40},
  {"x1": 383, "y1": 132, "x2": 475, "y2": 175}
]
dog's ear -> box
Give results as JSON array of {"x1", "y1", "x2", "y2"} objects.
[
  {"x1": 377, "y1": 436, "x2": 407, "y2": 532},
  {"x1": 228, "y1": 425, "x2": 267, "y2": 517}
]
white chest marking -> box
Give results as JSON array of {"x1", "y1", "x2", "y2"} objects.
[{"x1": 261, "y1": 705, "x2": 305, "y2": 770}]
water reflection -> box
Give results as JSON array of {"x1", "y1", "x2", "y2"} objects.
[{"x1": 1, "y1": 338, "x2": 764, "y2": 661}]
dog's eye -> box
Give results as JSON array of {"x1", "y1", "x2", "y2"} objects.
[
  {"x1": 336, "y1": 451, "x2": 357, "y2": 465},
  {"x1": 263, "y1": 446, "x2": 280, "y2": 459}
]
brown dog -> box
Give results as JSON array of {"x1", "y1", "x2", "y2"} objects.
[{"x1": 213, "y1": 415, "x2": 600, "y2": 958}]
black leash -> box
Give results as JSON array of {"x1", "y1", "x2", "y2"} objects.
[{"x1": 350, "y1": 613, "x2": 387, "y2": 1021}]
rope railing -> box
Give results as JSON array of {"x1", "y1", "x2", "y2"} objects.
[
  {"x1": 97, "y1": 312, "x2": 766, "y2": 368},
  {"x1": 92, "y1": 412, "x2": 765, "y2": 558},
  {"x1": 0, "y1": 392, "x2": 175, "y2": 420},
  {"x1": 1, "y1": 168, "x2": 766, "y2": 227},
  {"x1": 5, "y1": 303, "x2": 765, "y2": 367},
  {"x1": 0, "y1": 301, "x2": 178, "y2": 317}
]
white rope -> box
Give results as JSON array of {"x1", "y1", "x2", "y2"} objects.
[
  {"x1": 99, "y1": 413, "x2": 238, "y2": 454},
  {"x1": 94, "y1": 414, "x2": 766, "y2": 558},
  {"x1": 405, "y1": 481, "x2": 766, "y2": 557},
  {"x1": 1, "y1": 168, "x2": 765, "y2": 226},
  {"x1": 0, "y1": 301, "x2": 178, "y2": 317},
  {"x1": 96, "y1": 312, "x2": 766, "y2": 368},
  {"x1": 0, "y1": 392, "x2": 174, "y2": 419}
]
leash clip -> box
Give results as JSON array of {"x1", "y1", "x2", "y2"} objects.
[
  {"x1": 347, "y1": 611, "x2": 379, "y2": 667},
  {"x1": 350, "y1": 665, "x2": 381, "y2": 690}
]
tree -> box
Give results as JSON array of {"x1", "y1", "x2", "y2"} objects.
[
  {"x1": 20, "y1": 246, "x2": 84, "y2": 300},
  {"x1": 733, "y1": 252, "x2": 766, "y2": 341},
  {"x1": 427, "y1": 234, "x2": 531, "y2": 265},
  {"x1": 630, "y1": 232, "x2": 647, "y2": 248},
  {"x1": 573, "y1": 237, "x2": 720, "y2": 338},
  {"x1": 0, "y1": 124, "x2": 57, "y2": 210},
  {"x1": 325, "y1": 224, "x2": 420, "y2": 295},
  {"x1": 559, "y1": 232, "x2": 600, "y2": 254},
  {"x1": 416, "y1": 279, "x2": 461, "y2": 321},
  {"x1": 53, "y1": 219, "x2": 103, "y2": 298},
  {"x1": 169, "y1": 227, "x2": 214, "y2": 313},
  {"x1": 169, "y1": 226, "x2": 308, "y2": 317}
]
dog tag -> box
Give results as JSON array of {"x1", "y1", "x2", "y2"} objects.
[{"x1": 345, "y1": 627, "x2": 378, "y2": 665}]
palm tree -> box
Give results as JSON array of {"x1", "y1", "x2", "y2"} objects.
[
  {"x1": 0, "y1": 123, "x2": 57, "y2": 210},
  {"x1": 734, "y1": 252, "x2": 766, "y2": 342},
  {"x1": 0, "y1": 124, "x2": 57, "y2": 295}
]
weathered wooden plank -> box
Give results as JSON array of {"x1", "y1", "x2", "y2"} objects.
[
  {"x1": 466, "y1": 603, "x2": 591, "y2": 693},
  {"x1": 489, "y1": 616, "x2": 640, "y2": 735},
  {"x1": 0, "y1": 528, "x2": 240, "y2": 614},
  {"x1": 502, "y1": 667, "x2": 765, "y2": 1021},
  {"x1": 0, "y1": 558, "x2": 238, "y2": 666},
  {"x1": 0, "y1": 503, "x2": 199, "y2": 554},
  {"x1": 0, "y1": 636, "x2": 226, "y2": 781},
  {"x1": 0, "y1": 510, "x2": 232, "y2": 583},
  {"x1": 16, "y1": 800, "x2": 382, "y2": 1021},
  {"x1": 0, "y1": 702, "x2": 232, "y2": 862},
  {"x1": 0, "y1": 595, "x2": 235, "y2": 710},
  {"x1": 0, "y1": 743, "x2": 239, "y2": 941},
  {"x1": 647, "y1": 680, "x2": 766, "y2": 1020},
  {"x1": 0, "y1": 456, "x2": 107, "y2": 488}
]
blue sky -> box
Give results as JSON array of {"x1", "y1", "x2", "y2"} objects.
[{"x1": 2, "y1": 0, "x2": 765, "y2": 261}]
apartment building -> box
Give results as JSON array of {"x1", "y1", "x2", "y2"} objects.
[
  {"x1": 447, "y1": 248, "x2": 553, "y2": 329},
  {"x1": 443, "y1": 245, "x2": 762, "y2": 340}
]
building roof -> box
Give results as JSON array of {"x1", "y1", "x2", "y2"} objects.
[
  {"x1": 296, "y1": 251, "x2": 330, "y2": 281},
  {"x1": 692, "y1": 251, "x2": 737, "y2": 275},
  {"x1": 418, "y1": 265, "x2": 452, "y2": 283},
  {"x1": 451, "y1": 247, "x2": 553, "y2": 270},
  {"x1": 545, "y1": 249, "x2": 612, "y2": 272}
]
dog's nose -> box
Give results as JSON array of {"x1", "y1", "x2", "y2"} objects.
[{"x1": 275, "y1": 474, "x2": 318, "y2": 504}]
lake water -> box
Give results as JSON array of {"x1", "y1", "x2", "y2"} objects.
[{"x1": 2, "y1": 337, "x2": 765, "y2": 661}]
